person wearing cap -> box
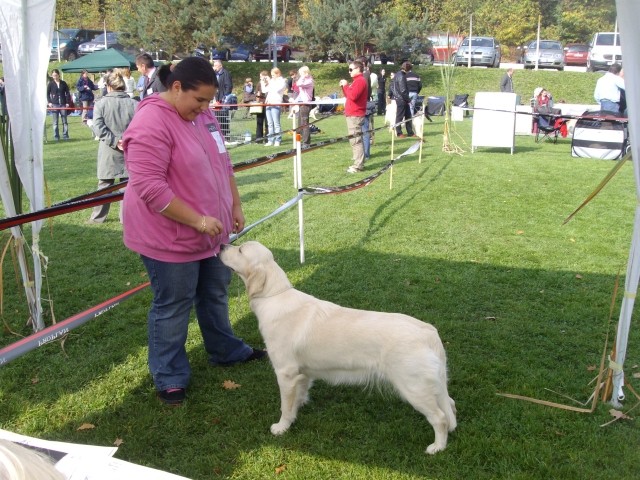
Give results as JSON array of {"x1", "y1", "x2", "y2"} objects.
[{"x1": 391, "y1": 61, "x2": 414, "y2": 138}]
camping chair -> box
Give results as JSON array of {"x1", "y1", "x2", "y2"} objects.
[{"x1": 534, "y1": 108, "x2": 567, "y2": 143}]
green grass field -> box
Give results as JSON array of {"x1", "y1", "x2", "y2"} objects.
[{"x1": 1, "y1": 64, "x2": 638, "y2": 479}]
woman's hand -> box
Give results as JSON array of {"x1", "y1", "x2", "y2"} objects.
[
  {"x1": 231, "y1": 203, "x2": 245, "y2": 234},
  {"x1": 199, "y1": 215, "x2": 224, "y2": 237}
]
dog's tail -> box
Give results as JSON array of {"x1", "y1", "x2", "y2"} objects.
[{"x1": 437, "y1": 355, "x2": 457, "y2": 432}]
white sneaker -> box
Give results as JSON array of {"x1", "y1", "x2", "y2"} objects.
[{"x1": 274, "y1": 142, "x2": 281, "y2": 147}]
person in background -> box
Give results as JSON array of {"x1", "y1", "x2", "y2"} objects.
[
  {"x1": 340, "y1": 60, "x2": 368, "y2": 173},
  {"x1": 122, "y1": 57, "x2": 266, "y2": 406},
  {"x1": 391, "y1": 61, "x2": 414, "y2": 138},
  {"x1": 262, "y1": 67, "x2": 286, "y2": 147},
  {"x1": 594, "y1": 63, "x2": 625, "y2": 113},
  {"x1": 500, "y1": 68, "x2": 514, "y2": 93},
  {"x1": 255, "y1": 70, "x2": 269, "y2": 142},
  {"x1": 241, "y1": 76, "x2": 256, "y2": 118},
  {"x1": 295, "y1": 65, "x2": 314, "y2": 147},
  {"x1": 405, "y1": 63, "x2": 422, "y2": 116},
  {"x1": 356, "y1": 56, "x2": 373, "y2": 160},
  {"x1": 212, "y1": 59, "x2": 233, "y2": 141},
  {"x1": 533, "y1": 87, "x2": 558, "y2": 115},
  {"x1": 121, "y1": 67, "x2": 136, "y2": 98},
  {"x1": 88, "y1": 71, "x2": 138, "y2": 224},
  {"x1": 76, "y1": 69, "x2": 98, "y2": 124},
  {"x1": 377, "y1": 68, "x2": 386, "y2": 115},
  {"x1": 47, "y1": 69, "x2": 71, "y2": 141},
  {"x1": 135, "y1": 53, "x2": 165, "y2": 95},
  {"x1": 136, "y1": 74, "x2": 146, "y2": 99}
]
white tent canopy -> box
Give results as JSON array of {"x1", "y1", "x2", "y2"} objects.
[
  {"x1": 610, "y1": 0, "x2": 640, "y2": 406},
  {"x1": 0, "y1": 0, "x2": 56, "y2": 331}
]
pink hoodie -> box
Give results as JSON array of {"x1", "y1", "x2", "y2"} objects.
[{"x1": 122, "y1": 95, "x2": 234, "y2": 262}]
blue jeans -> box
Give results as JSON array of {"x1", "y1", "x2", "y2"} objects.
[
  {"x1": 362, "y1": 114, "x2": 372, "y2": 159},
  {"x1": 266, "y1": 106, "x2": 282, "y2": 144},
  {"x1": 599, "y1": 100, "x2": 619, "y2": 113},
  {"x1": 141, "y1": 254, "x2": 253, "y2": 391},
  {"x1": 51, "y1": 105, "x2": 69, "y2": 139},
  {"x1": 408, "y1": 92, "x2": 418, "y2": 116}
]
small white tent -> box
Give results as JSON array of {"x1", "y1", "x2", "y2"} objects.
[
  {"x1": 610, "y1": 0, "x2": 640, "y2": 406},
  {"x1": 0, "y1": 0, "x2": 56, "y2": 331}
]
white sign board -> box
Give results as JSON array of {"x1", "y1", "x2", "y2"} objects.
[{"x1": 471, "y1": 92, "x2": 517, "y2": 154}]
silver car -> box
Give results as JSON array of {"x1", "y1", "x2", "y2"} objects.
[
  {"x1": 77, "y1": 32, "x2": 123, "y2": 56},
  {"x1": 522, "y1": 40, "x2": 565, "y2": 71},
  {"x1": 454, "y1": 36, "x2": 501, "y2": 68}
]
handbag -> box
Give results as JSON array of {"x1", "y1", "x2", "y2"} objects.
[{"x1": 249, "y1": 103, "x2": 263, "y2": 115}]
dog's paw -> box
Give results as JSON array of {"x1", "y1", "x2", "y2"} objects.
[
  {"x1": 270, "y1": 422, "x2": 291, "y2": 435},
  {"x1": 425, "y1": 442, "x2": 446, "y2": 455}
]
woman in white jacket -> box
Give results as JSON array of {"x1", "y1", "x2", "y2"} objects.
[{"x1": 262, "y1": 67, "x2": 286, "y2": 146}]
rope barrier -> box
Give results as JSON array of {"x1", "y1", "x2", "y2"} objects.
[{"x1": 0, "y1": 282, "x2": 150, "y2": 366}]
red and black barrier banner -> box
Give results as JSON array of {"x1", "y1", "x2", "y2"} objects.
[
  {"x1": 0, "y1": 282, "x2": 150, "y2": 366},
  {"x1": 0, "y1": 191, "x2": 124, "y2": 230}
]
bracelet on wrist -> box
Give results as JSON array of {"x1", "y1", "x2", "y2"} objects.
[{"x1": 199, "y1": 215, "x2": 207, "y2": 233}]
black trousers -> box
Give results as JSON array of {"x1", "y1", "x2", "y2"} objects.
[
  {"x1": 377, "y1": 92, "x2": 386, "y2": 115},
  {"x1": 255, "y1": 110, "x2": 267, "y2": 140},
  {"x1": 395, "y1": 99, "x2": 414, "y2": 136}
]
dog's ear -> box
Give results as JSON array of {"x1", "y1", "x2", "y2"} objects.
[{"x1": 246, "y1": 264, "x2": 267, "y2": 298}]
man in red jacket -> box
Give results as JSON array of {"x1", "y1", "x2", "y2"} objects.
[{"x1": 340, "y1": 61, "x2": 368, "y2": 173}]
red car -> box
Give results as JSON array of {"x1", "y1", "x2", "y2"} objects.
[
  {"x1": 564, "y1": 43, "x2": 589, "y2": 66},
  {"x1": 254, "y1": 35, "x2": 294, "y2": 62}
]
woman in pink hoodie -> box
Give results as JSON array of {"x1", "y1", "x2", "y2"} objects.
[{"x1": 122, "y1": 57, "x2": 266, "y2": 406}]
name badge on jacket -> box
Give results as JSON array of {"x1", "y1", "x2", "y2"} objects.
[{"x1": 206, "y1": 123, "x2": 226, "y2": 153}]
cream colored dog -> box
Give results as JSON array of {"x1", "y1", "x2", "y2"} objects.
[
  {"x1": 219, "y1": 241, "x2": 456, "y2": 454},
  {"x1": 384, "y1": 100, "x2": 425, "y2": 137}
]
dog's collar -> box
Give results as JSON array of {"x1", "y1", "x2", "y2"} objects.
[{"x1": 251, "y1": 285, "x2": 293, "y2": 299}]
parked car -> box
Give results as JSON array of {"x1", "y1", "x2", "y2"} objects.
[
  {"x1": 521, "y1": 40, "x2": 565, "y2": 70},
  {"x1": 254, "y1": 35, "x2": 293, "y2": 62},
  {"x1": 454, "y1": 36, "x2": 501, "y2": 68},
  {"x1": 50, "y1": 28, "x2": 103, "y2": 61},
  {"x1": 564, "y1": 43, "x2": 589, "y2": 66},
  {"x1": 587, "y1": 32, "x2": 622, "y2": 72},
  {"x1": 376, "y1": 41, "x2": 433, "y2": 65},
  {"x1": 193, "y1": 37, "x2": 256, "y2": 62},
  {"x1": 427, "y1": 33, "x2": 464, "y2": 62},
  {"x1": 77, "y1": 32, "x2": 123, "y2": 56}
]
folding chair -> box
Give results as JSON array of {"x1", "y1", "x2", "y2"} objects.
[{"x1": 534, "y1": 111, "x2": 567, "y2": 143}]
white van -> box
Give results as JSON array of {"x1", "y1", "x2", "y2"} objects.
[{"x1": 587, "y1": 32, "x2": 622, "y2": 72}]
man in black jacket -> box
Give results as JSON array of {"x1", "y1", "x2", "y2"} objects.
[
  {"x1": 392, "y1": 62, "x2": 414, "y2": 137},
  {"x1": 213, "y1": 60, "x2": 234, "y2": 141}
]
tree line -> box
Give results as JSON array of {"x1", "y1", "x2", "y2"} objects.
[{"x1": 55, "y1": 0, "x2": 617, "y2": 60}]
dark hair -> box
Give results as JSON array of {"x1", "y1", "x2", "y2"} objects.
[
  {"x1": 609, "y1": 63, "x2": 622, "y2": 74},
  {"x1": 355, "y1": 56, "x2": 368, "y2": 67},
  {"x1": 402, "y1": 61, "x2": 412, "y2": 71},
  {"x1": 135, "y1": 53, "x2": 154, "y2": 69},
  {"x1": 158, "y1": 56, "x2": 218, "y2": 91},
  {"x1": 350, "y1": 60, "x2": 364, "y2": 72},
  {"x1": 51, "y1": 69, "x2": 61, "y2": 75}
]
